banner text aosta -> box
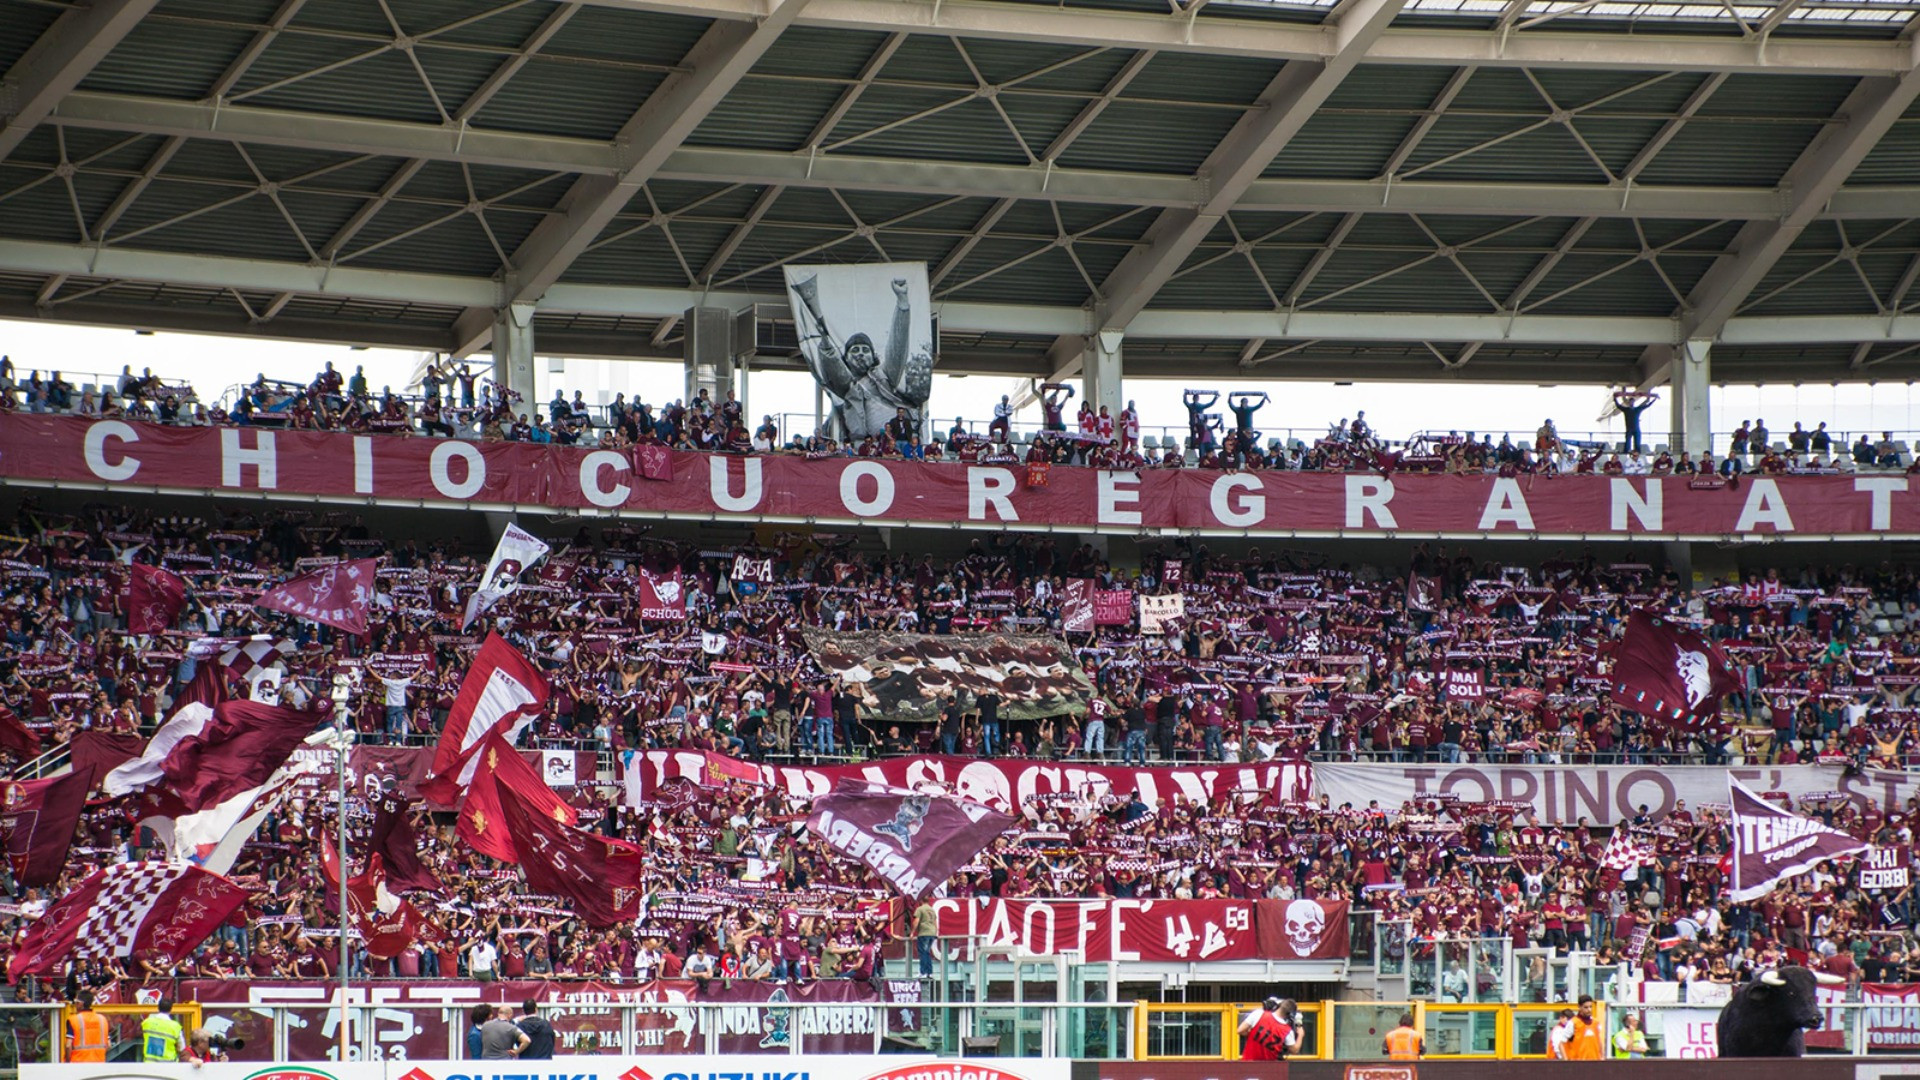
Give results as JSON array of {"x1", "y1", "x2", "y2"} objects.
[{"x1": 13, "y1": 415, "x2": 1920, "y2": 537}]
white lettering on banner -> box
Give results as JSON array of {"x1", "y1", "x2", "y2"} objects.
[
  {"x1": 82, "y1": 420, "x2": 139, "y2": 481},
  {"x1": 1855, "y1": 476, "x2": 1907, "y2": 531},
  {"x1": 1478, "y1": 477, "x2": 1534, "y2": 531},
  {"x1": 840, "y1": 461, "x2": 894, "y2": 517},
  {"x1": 1098, "y1": 470, "x2": 1141, "y2": 526},
  {"x1": 1611, "y1": 477, "x2": 1662, "y2": 532},
  {"x1": 1735, "y1": 478, "x2": 1795, "y2": 533},
  {"x1": 1346, "y1": 474, "x2": 1397, "y2": 528},
  {"x1": 968, "y1": 467, "x2": 1019, "y2": 522},
  {"x1": 353, "y1": 435, "x2": 374, "y2": 495},
  {"x1": 15, "y1": 1056, "x2": 1075, "y2": 1080},
  {"x1": 1662, "y1": 1009, "x2": 1720, "y2": 1058},
  {"x1": 220, "y1": 428, "x2": 277, "y2": 489},
  {"x1": 633, "y1": 751, "x2": 1310, "y2": 818},
  {"x1": 579, "y1": 450, "x2": 630, "y2": 509},
  {"x1": 430, "y1": 442, "x2": 485, "y2": 500},
  {"x1": 1211, "y1": 474, "x2": 1265, "y2": 528},
  {"x1": 1313, "y1": 762, "x2": 1920, "y2": 826},
  {"x1": 709, "y1": 456, "x2": 762, "y2": 512},
  {"x1": 1860, "y1": 847, "x2": 1912, "y2": 890}
]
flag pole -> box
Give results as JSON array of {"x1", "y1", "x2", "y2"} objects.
[{"x1": 331, "y1": 680, "x2": 355, "y2": 1062}]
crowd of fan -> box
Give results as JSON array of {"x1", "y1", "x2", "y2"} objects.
[
  {"x1": 9, "y1": 357, "x2": 1915, "y2": 477},
  {"x1": 3, "y1": 498, "x2": 1920, "y2": 995}
]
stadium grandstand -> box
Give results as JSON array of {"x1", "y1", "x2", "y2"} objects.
[{"x1": 2, "y1": 0, "x2": 1920, "y2": 1072}]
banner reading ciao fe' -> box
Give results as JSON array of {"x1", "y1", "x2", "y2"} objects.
[
  {"x1": 1313, "y1": 763, "x2": 1920, "y2": 825},
  {"x1": 10, "y1": 415, "x2": 1920, "y2": 538}
]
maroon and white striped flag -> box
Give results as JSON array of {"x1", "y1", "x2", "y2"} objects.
[{"x1": 8, "y1": 861, "x2": 249, "y2": 980}]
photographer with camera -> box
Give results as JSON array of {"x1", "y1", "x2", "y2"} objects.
[
  {"x1": 1239, "y1": 996, "x2": 1300, "y2": 1060},
  {"x1": 188, "y1": 1028, "x2": 241, "y2": 1065}
]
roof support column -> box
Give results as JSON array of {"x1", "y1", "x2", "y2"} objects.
[
  {"x1": 683, "y1": 306, "x2": 735, "y2": 412},
  {"x1": 1669, "y1": 339, "x2": 1712, "y2": 458},
  {"x1": 492, "y1": 302, "x2": 538, "y2": 420},
  {"x1": 1083, "y1": 329, "x2": 1124, "y2": 421}
]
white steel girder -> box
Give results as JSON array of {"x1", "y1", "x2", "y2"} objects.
[
  {"x1": 575, "y1": 0, "x2": 1919, "y2": 78},
  {"x1": 51, "y1": 92, "x2": 1920, "y2": 222},
  {"x1": 450, "y1": 0, "x2": 813, "y2": 356},
  {"x1": 0, "y1": 0, "x2": 161, "y2": 162},
  {"x1": 12, "y1": 236, "x2": 1920, "y2": 349}
]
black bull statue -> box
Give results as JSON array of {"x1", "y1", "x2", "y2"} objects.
[{"x1": 1717, "y1": 965, "x2": 1847, "y2": 1058}]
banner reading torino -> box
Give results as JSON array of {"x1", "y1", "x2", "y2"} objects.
[
  {"x1": 1312, "y1": 762, "x2": 1920, "y2": 825},
  {"x1": 804, "y1": 629, "x2": 1093, "y2": 723},
  {"x1": 630, "y1": 750, "x2": 1314, "y2": 817},
  {"x1": 24, "y1": 415, "x2": 1920, "y2": 538}
]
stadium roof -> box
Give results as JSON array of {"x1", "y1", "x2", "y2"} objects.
[{"x1": 1, "y1": 0, "x2": 1918, "y2": 383}]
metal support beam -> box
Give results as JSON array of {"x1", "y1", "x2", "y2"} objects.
[
  {"x1": 451, "y1": 1, "x2": 813, "y2": 356},
  {"x1": 0, "y1": 0, "x2": 160, "y2": 162},
  {"x1": 45, "y1": 92, "x2": 1920, "y2": 222},
  {"x1": 1668, "y1": 339, "x2": 1711, "y2": 456},
  {"x1": 1054, "y1": 0, "x2": 1405, "y2": 382},
  {"x1": 576, "y1": 0, "x2": 1919, "y2": 77},
  {"x1": 1676, "y1": 67, "x2": 1920, "y2": 342}
]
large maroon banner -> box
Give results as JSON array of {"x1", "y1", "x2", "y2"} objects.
[
  {"x1": 167, "y1": 978, "x2": 888, "y2": 1058},
  {"x1": 1253, "y1": 898, "x2": 1351, "y2": 961},
  {"x1": 8, "y1": 415, "x2": 1916, "y2": 538},
  {"x1": 630, "y1": 750, "x2": 1313, "y2": 816},
  {"x1": 933, "y1": 898, "x2": 1262, "y2": 962}
]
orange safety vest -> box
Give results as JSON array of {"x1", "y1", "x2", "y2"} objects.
[
  {"x1": 1566, "y1": 1017, "x2": 1604, "y2": 1060},
  {"x1": 67, "y1": 1011, "x2": 109, "y2": 1062},
  {"x1": 1385, "y1": 1026, "x2": 1422, "y2": 1060}
]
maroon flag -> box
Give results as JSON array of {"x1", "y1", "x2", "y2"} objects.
[
  {"x1": 635, "y1": 442, "x2": 674, "y2": 482},
  {"x1": 8, "y1": 861, "x2": 249, "y2": 981},
  {"x1": 1406, "y1": 573, "x2": 1440, "y2": 613},
  {"x1": 125, "y1": 564, "x2": 188, "y2": 634},
  {"x1": 0, "y1": 705, "x2": 41, "y2": 758},
  {"x1": 0, "y1": 767, "x2": 92, "y2": 887},
  {"x1": 1061, "y1": 579, "x2": 1096, "y2": 634},
  {"x1": 159, "y1": 700, "x2": 319, "y2": 813},
  {"x1": 495, "y1": 781, "x2": 645, "y2": 927},
  {"x1": 1608, "y1": 610, "x2": 1740, "y2": 725},
  {"x1": 456, "y1": 730, "x2": 578, "y2": 864},
  {"x1": 420, "y1": 633, "x2": 547, "y2": 802},
  {"x1": 805, "y1": 780, "x2": 1017, "y2": 899},
  {"x1": 322, "y1": 837, "x2": 427, "y2": 960},
  {"x1": 254, "y1": 558, "x2": 378, "y2": 635},
  {"x1": 370, "y1": 792, "x2": 443, "y2": 894},
  {"x1": 638, "y1": 567, "x2": 687, "y2": 621},
  {"x1": 1254, "y1": 898, "x2": 1352, "y2": 960},
  {"x1": 1094, "y1": 589, "x2": 1134, "y2": 626},
  {"x1": 1730, "y1": 777, "x2": 1871, "y2": 901}
]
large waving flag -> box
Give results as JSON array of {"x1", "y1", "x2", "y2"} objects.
[
  {"x1": 106, "y1": 699, "x2": 318, "y2": 812},
  {"x1": 0, "y1": 768, "x2": 94, "y2": 887},
  {"x1": 420, "y1": 634, "x2": 548, "y2": 802},
  {"x1": 255, "y1": 558, "x2": 379, "y2": 635},
  {"x1": 456, "y1": 730, "x2": 577, "y2": 864},
  {"x1": 9, "y1": 861, "x2": 249, "y2": 981},
  {"x1": 1608, "y1": 610, "x2": 1740, "y2": 726},
  {"x1": 462, "y1": 524, "x2": 550, "y2": 630},
  {"x1": 1730, "y1": 777, "x2": 1872, "y2": 901},
  {"x1": 496, "y1": 782, "x2": 644, "y2": 926},
  {"x1": 125, "y1": 564, "x2": 188, "y2": 635},
  {"x1": 805, "y1": 780, "x2": 1017, "y2": 899}
]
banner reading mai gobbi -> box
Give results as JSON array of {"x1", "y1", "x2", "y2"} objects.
[
  {"x1": 784, "y1": 261, "x2": 935, "y2": 440},
  {"x1": 804, "y1": 629, "x2": 1093, "y2": 723}
]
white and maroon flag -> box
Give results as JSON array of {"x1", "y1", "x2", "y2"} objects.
[
  {"x1": 1730, "y1": 777, "x2": 1872, "y2": 901},
  {"x1": 638, "y1": 567, "x2": 687, "y2": 621},
  {"x1": 1608, "y1": 610, "x2": 1740, "y2": 725},
  {"x1": 805, "y1": 780, "x2": 1016, "y2": 899},
  {"x1": 145, "y1": 756, "x2": 318, "y2": 874},
  {"x1": 462, "y1": 524, "x2": 550, "y2": 630},
  {"x1": 419, "y1": 633, "x2": 548, "y2": 800},
  {"x1": 1599, "y1": 826, "x2": 1658, "y2": 876},
  {"x1": 255, "y1": 558, "x2": 379, "y2": 636},
  {"x1": 8, "y1": 861, "x2": 249, "y2": 981},
  {"x1": 730, "y1": 555, "x2": 774, "y2": 598}
]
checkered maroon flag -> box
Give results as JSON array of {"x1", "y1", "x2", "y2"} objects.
[
  {"x1": 8, "y1": 861, "x2": 248, "y2": 981},
  {"x1": 1599, "y1": 827, "x2": 1656, "y2": 874}
]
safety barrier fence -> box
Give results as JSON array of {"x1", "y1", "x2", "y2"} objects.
[{"x1": 11, "y1": 999, "x2": 1918, "y2": 1066}]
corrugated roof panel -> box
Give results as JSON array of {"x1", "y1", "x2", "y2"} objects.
[
  {"x1": 1634, "y1": 120, "x2": 1822, "y2": 185},
  {"x1": 85, "y1": 21, "x2": 257, "y2": 100},
  {"x1": 1456, "y1": 250, "x2": 1555, "y2": 300},
  {"x1": 1524, "y1": 254, "x2": 1685, "y2": 315},
  {"x1": 1742, "y1": 257, "x2": 1880, "y2": 315},
  {"x1": 110, "y1": 198, "x2": 329, "y2": 262},
  {"x1": 0, "y1": 172, "x2": 87, "y2": 243},
  {"x1": 767, "y1": 187, "x2": 862, "y2": 227},
  {"x1": 532, "y1": 5, "x2": 713, "y2": 67},
  {"x1": 1566, "y1": 116, "x2": 1672, "y2": 176},
  {"x1": 1249, "y1": 246, "x2": 1317, "y2": 294},
  {"x1": 822, "y1": 91, "x2": 1036, "y2": 165},
  {"x1": 1266, "y1": 114, "x2": 1419, "y2": 178},
  {"x1": 951, "y1": 38, "x2": 1113, "y2": 89},
  {"x1": 1323, "y1": 66, "x2": 1461, "y2": 111},
  {"x1": 1012, "y1": 48, "x2": 1140, "y2": 96},
  {"x1": 412, "y1": 48, "x2": 525, "y2": 118},
  {"x1": 1060, "y1": 203, "x2": 1157, "y2": 240},
  {"x1": 1314, "y1": 257, "x2": 1506, "y2": 310},
  {"x1": 1127, "y1": 52, "x2": 1284, "y2": 106},
  {"x1": 875, "y1": 35, "x2": 978, "y2": 87},
  {"x1": 335, "y1": 197, "x2": 474, "y2": 259},
  {"x1": 1399, "y1": 118, "x2": 1615, "y2": 182},
  {"x1": 946, "y1": 245, "x2": 1096, "y2": 305},
  {"x1": 1058, "y1": 101, "x2": 1246, "y2": 174},
  {"x1": 1700, "y1": 73, "x2": 1862, "y2": 118},
  {"x1": 1535, "y1": 69, "x2": 1710, "y2": 114},
  {"x1": 842, "y1": 192, "x2": 999, "y2": 232},
  {"x1": 1000, "y1": 95, "x2": 1098, "y2": 160},
  {"x1": 1851, "y1": 119, "x2": 1920, "y2": 184},
  {"x1": 341, "y1": 213, "x2": 507, "y2": 275},
  {"x1": 157, "y1": 139, "x2": 259, "y2": 184},
  {"x1": 238, "y1": 47, "x2": 447, "y2": 124},
  {"x1": 236, "y1": 143, "x2": 382, "y2": 185},
  {"x1": 271, "y1": 189, "x2": 364, "y2": 246},
  {"x1": 0, "y1": 1, "x2": 64, "y2": 74},
  {"x1": 1628, "y1": 218, "x2": 1743, "y2": 251},
  {"x1": 411, "y1": 2, "x2": 554, "y2": 50},
  {"x1": 753, "y1": 26, "x2": 895, "y2": 80},
  {"x1": 689, "y1": 76, "x2": 849, "y2": 152}
]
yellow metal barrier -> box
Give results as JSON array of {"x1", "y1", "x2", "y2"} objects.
[
  {"x1": 1509, "y1": 1002, "x2": 1603, "y2": 1060},
  {"x1": 1421, "y1": 1002, "x2": 1504, "y2": 1059},
  {"x1": 1137, "y1": 1001, "x2": 1610, "y2": 1062}
]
